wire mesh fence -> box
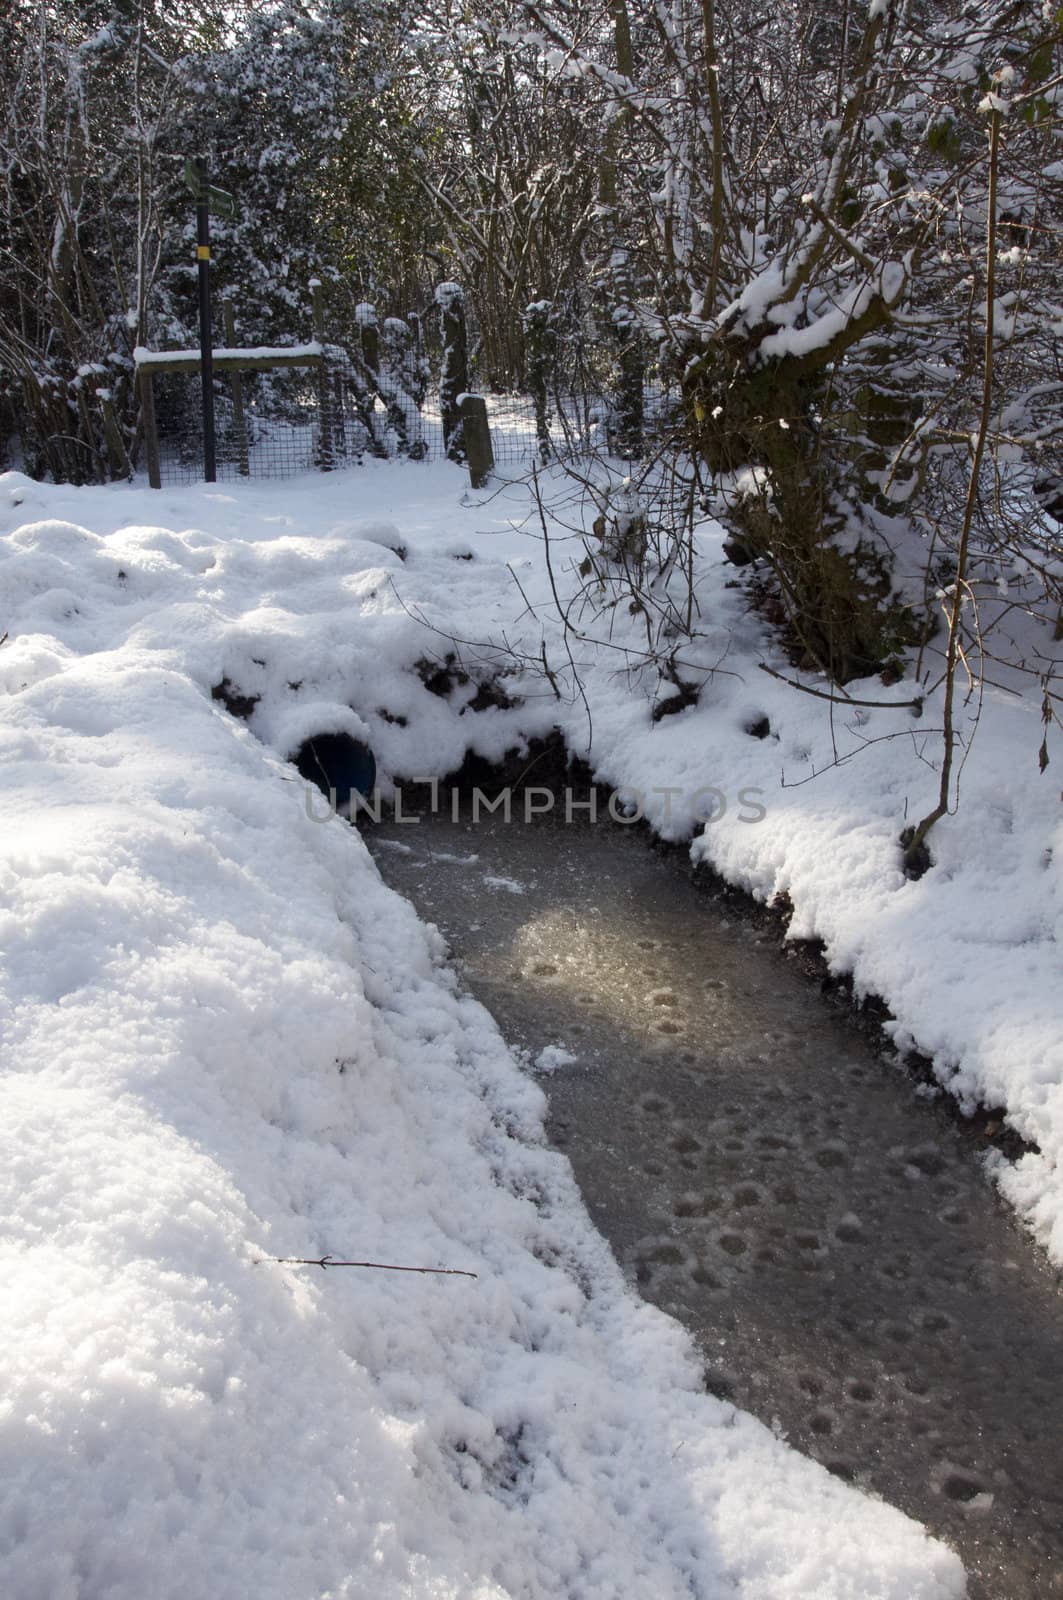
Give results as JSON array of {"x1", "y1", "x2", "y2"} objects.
[
  {"x1": 489, "y1": 385, "x2": 685, "y2": 465},
  {"x1": 152, "y1": 369, "x2": 361, "y2": 486},
  {"x1": 146, "y1": 300, "x2": 682, "y2": 486},
  {"x1": 152, "y1": 375, "x2": 680, "y2": 485}
]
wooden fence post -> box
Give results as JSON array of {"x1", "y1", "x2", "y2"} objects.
[
  {"x1": 310, "y1": 279, "x2": 334, "y2": 470},
  {"x1": 460, "y1": 396, "x2": 493, "y2": 489},
  {"x1": 75, "y1": 385, "x2": 103, "y2": 483},
  {"x1": 139, "y1": 368, "x2": 162, "y2": 489},
  {"x1": 223, "y1": 299, "x2": 250, "y2": 476},
  {"x1": 522, "y1": 299, "x2": 556, "y2": 464},
  {"x1": 435, "y1": 282, "x2": 469, "y2": 462},
  {"x1": 407, "y1": 312, "x2": 427, "y2": 407},
  {"x1": 99, "y1": 391, "x2": 132, "y2": 480},
  {"x1": 356, "y1": 302, "x2": 380, "y2": 380},
  {"x1": 608, "y1": 250, "x2": 644, "y2": 459}
]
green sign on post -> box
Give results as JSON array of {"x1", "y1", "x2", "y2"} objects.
[{"x1": 183, "y1": 157, "x2": 237, "y2": 220}]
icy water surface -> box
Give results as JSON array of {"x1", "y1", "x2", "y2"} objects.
[{"x1": 368, "y1": 810, "x2": 1063, "y2": 1600}]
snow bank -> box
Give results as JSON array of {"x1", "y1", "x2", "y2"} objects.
[
  {"x1": 0, "y1": 467, "x2": 964, "y2": 1598},
  {"x1": 556, "y1": 552, "x2": 1063, "y2": 1264}
]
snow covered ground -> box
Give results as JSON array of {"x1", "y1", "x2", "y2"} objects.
[{"x1": 1, "y1": 449, "x2": 1055, "y2": 1597}]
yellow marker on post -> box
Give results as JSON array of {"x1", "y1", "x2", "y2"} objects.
[{"x1": 197, "y1": 245, "x2": 210, "y2": 261}]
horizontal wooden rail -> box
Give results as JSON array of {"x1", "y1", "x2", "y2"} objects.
[{"x1": 134, "y1": 345, "x2": 323, "y2": 375}]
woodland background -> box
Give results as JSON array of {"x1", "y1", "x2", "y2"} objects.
[{"x1": 2, "y1": 0, "x2": 1061, "y2": 714}]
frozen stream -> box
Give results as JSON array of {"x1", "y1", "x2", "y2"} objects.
[{"x1": 367, "y1": 808, "x2": 1063, "y2": 1600}]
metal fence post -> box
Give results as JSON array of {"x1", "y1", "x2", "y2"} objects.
[{"x1": 194, "y1": 155, "x2": 217, "y2": 483}]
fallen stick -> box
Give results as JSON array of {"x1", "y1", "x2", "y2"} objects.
[{"x1": 254, "y1": 1253, "x2": 477, "y2": 1279}]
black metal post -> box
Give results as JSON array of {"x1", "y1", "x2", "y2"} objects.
[{"x1": 195, "y1": 155, "x2": 216, "y2": 483}]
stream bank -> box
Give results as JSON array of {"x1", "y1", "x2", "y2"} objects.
[{"x1": 368, "y1": 800, "x2": 1063, "y2": 1600}]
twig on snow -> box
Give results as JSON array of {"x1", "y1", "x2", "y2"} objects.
[
  {"x1": 255, "y1": 1253, "x2": 478, "y2": 1279},
  {"x1": 758, "y1": 661, "x2": 923, "y2": 711}
]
